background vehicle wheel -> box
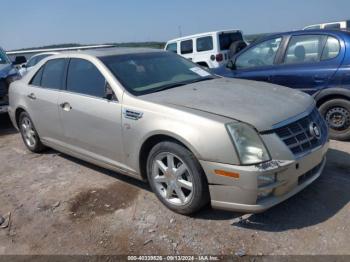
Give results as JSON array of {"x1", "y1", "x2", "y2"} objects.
[
  {"x1": 319, "y1": 98, "x2": 350, "y2": 141},
  {"x1": 147, "y1": 141, "x2": 209, "y2": 215},
  {"x1": 19, "y1": 112, "x2": 46, "y2": 152}
]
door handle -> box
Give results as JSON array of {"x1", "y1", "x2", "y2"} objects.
[
  {"x1": 59, "y1": 102, "x2": 72, "y2": 112},
  {"x1": 27, "y1": 93, "x2": 36, "y2": 100}
]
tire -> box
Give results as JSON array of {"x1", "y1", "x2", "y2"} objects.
[
  {"x1": 228, "y1": 41, "x2": 247, "y2": 58},
  {"x1": 18, "y1": 111, "x2": 46, "y2": 152},
  {"x1": 319, "y1": 98, "x2": 350, "y2": 141},
  {"x1": 146, "y1": 141, "x2": 210, "y2": 215}
]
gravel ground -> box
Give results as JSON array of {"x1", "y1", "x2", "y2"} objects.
[{"x1": 0, "y1": 113, "x2": 349, "y2": 255}]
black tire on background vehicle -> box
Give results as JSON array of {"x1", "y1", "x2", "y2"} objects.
[
  {"x1": 228, "y1": 41, "x2": 248, "y2": 58},
  {"x1": 146, "y1": 141, "x2": 210, "y2": 215},
  {"x1": 319, "y1": 98, "x2": 350, "y2": 141},
  {"x1": 18, "y1": 111, "x2": 46, "y2": 152}
]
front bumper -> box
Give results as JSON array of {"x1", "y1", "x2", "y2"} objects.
[{"x1": 200, "y1": 142, "x2": 328, "y2": 213}]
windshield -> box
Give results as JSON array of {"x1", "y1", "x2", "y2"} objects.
[
  {"x1": 100, "y1": 52, "x2": 214, "y2": 96},
  {"x1": 0, "y1": 49, "x2": 10, "y2": 64},
  {"x1": 219, "y1": 32, "x2": 243, "y2": 50}
]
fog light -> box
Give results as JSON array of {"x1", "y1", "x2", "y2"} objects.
[
  {"x1": 257, "y1": 188, "x2": 273, "y2": 199},
  {"x1": 258, "y1": 173, "x2": 276, "y2": 187}
]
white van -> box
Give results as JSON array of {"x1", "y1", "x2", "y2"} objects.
[
  {"x1": 165, "y1": 30, "x2": 246, "y2": 68},
  {"x1": 303, "y1": 20, "x2": 350, "y2": 30}
]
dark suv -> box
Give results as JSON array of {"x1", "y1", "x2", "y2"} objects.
[{"x1": 214, "y1": 30, "x2": 350, "y2": 140}]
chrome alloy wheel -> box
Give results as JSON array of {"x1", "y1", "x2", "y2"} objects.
[
  {"x1": 151, "y1": 152, "x2": 194, "y2": 206},
  {"x1": 21, "y1": 117, "x2": 37, "y2": 148}
]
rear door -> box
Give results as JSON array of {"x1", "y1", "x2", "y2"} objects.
[
  {"x1": 58, "y1": 58, "x2": 124, "y2": 166},
  {"x1": 229, "y1": 37, "x2": 283, "y2": 82},
  {"x1": 195, "y1": 35, "x2": 214, "y2": 67},
  {"x1": 180, "y1": 39, "x2": 194, "y2": 61},
  {"x1": 25, "y1": 58, "x2": 66, "y2": 144},
  {"x1": 271, "y1": 33, "x2": 344, "y2": 95}
]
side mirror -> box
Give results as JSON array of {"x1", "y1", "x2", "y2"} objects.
[
  {"x1": 13, "y1": 56, "x2": 27, "y2": 65},
  {"x1": 105, "y1": 81, "x2": 117, "y2": 101},
  {"x1": 226, "y1": 59, "x2": 237, "y2": 70}
]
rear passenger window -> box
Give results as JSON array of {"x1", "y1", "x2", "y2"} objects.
[
  {"x1": 30, "y1": 66, "x2": 44, "y2": 86},
  {"x1": 196, "y1": 36, "x2": 213, "y2": 52},
  {"x1": 283, "y1": 35, "x2": 327, "y2": 65},
  {"x1": 166, "y1": 43, "x2": 177, "y2": 53},
  {"x1": 41, "y1": 59, "x2": 66, "y2": 89},
  {"x1": 67, "y1": 59, "x2": 106, "y2": 98},
  {"x1": 321, "y1": 36, "x2": 340, "y2": 60},
  {"x1": 180, "y1": 40, "x2": 193, "y2": 54}
]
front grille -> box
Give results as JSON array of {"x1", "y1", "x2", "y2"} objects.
[{"x1": 274, "y1": 108, "x2": 328, "y2": 157}]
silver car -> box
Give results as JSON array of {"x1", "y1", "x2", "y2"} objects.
[{"x1": 8, "y1": 48, "x2": 329, "y2": 214}]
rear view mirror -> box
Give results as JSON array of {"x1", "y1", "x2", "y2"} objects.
[{"x1": 13, "y1": 56, "x2": 27, "y2": 65}]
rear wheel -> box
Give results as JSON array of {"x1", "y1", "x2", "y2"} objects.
[
  {"x1": 319, "y1": 98, "x2": 350, "y2": 141},
  {"x1": 147, "y1": 141, "x2": 209, "y2": 215},
  {"x1": 19, "y1": 111, "x2": 46, "y2": 152}
]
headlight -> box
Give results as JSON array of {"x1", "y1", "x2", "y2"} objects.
[
  {"x1": 226, "y1": 122, "x2": 271, "y2": 165},
  {"x1": 258, "y1": 173, "x2": 276, "y2": 187}
]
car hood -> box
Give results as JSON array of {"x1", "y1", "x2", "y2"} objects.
[{"x1": 141, "y1": 78, "x2": 314, "y2": 132}]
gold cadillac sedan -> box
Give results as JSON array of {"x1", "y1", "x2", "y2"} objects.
[{"x1": 8, "y1": 48, "x2": 328, "y2": 214}]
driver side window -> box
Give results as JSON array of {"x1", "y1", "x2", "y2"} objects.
[{"x1": 236, "y1": 38, "x2": 282, "y2": 69}]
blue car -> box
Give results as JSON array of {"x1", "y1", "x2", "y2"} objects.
[
  {"x1": 214, "y1": 29, "x2": 350, "y2": 140},
  {"x1": 0, "y1": 47, "x2": 25, "y2": 114}
]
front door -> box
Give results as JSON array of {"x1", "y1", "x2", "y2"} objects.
[
  {"x1": 58, "y1": 58, "x2": 124, "y2": 166},
  {"x1": 230, "y1": 37, "x2": 283, "y2": 83},
  {"x1": 271, "y1": 34, "x2": 343, "y2": 95}
]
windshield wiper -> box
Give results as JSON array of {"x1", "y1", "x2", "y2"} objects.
[
  {"x1": 150, "y1": 77, "x2": 215, "y2": 94},
  {"x1": 187, "y1": 76, "x2": 215, "y2": 84},
  {"x1": 151, "y1": 82, "x2": 189, "y2": 93}
]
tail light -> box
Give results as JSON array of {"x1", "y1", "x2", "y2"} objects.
[{"x1": 215, "y1": 53, "x2": 223, "y2": 62}]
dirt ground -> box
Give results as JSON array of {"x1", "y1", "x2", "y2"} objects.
[{"x1": 0, "y1": 113, "x2": 349, "y2": 256}]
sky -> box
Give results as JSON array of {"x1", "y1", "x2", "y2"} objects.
[{"x1": 1, "y1": 0, "x2": 349, "y2": 50}]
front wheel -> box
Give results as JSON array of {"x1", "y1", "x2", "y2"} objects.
[
  {"x1": 147, "y1": 141, "x2": 209, "y2": 215},
  {"x1": 319, "y1": 98, "x2": 350, "y2": 141}
]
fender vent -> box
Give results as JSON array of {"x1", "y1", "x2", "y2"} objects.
[{"x1": 123, "y1": 109, "x2": 143, "y2": 120}]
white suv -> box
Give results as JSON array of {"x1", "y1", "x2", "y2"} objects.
[
  {"x1": 165, "y1": 30, "x2": 246, "y2": 68},
  {"x1": 303, "y1": 20, "x2": 350, "y2": 30}
]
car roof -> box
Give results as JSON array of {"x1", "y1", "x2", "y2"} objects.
[
  {"x1": 260, "y1": 29, "x2": 350, "y2": 41},
  {"x1": 61, "y1": 47, "x2": 163, "y2": 58},
  {"x1": 166, "y1": 29, "x2": 242, "y2": 43},
  {"x1": 31, "y1": 52, "x2": 60, "y2": 58}
]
